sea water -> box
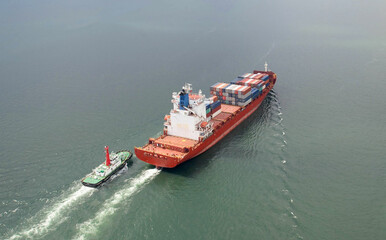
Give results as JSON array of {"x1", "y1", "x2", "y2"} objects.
[{"x1": 1, "y1": 1, "x2": 385, "y2": 239}]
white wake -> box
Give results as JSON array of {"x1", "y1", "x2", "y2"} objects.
[
  {"x1": 8, "y1": 184, "x2": 96, "y2": 240},
  {"x1": 73, "y1": 168, "x2": 160, "y2": 240}
]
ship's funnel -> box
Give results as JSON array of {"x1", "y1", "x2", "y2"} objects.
[
  {"x1": 179, "y1": 89, "x2": 189, "y2": 110},
  {"x1": 105, "y1": 146, "x2": 110, "y2": 166}
]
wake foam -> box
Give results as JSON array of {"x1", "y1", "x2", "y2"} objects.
[
  {"x1": 73, "y1": 168, "x2": 160, "y2": 240},
  {"x1": 8, "y1": 184, "x2": 96, "y2": 240}
]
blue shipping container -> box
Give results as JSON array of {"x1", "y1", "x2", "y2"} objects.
[
  {"x1": 210, "y1": 101, "x2": 221, "y2": 109},
  {"x1": 261, "y1": 75, "x2": 269, "y2": 81}
]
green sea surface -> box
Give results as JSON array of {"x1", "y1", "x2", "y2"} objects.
[{"x1": 1, "y1": 0, "x2": 385, "y2": 239}]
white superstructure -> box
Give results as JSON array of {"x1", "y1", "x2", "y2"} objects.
[{"x1": 164, "y1": 83, "x2": 213, "y2": 141}]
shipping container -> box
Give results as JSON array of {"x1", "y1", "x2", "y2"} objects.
[
  {"x1": 231, "y1": 77, "x2": 243, "y2": 84},
  {"x1": 251, "y1": 87, "x2": 260, "y2": 100},
  {"x1": 210, "y1": 83, "x2": 253, "y2": 107},
  {"x1": 238, "y1": 98, "x2": 252, "y2": 106},
  {"x1": 224, "y1": 84, "x2": 251, "y2": 95},
  {"x1": 210, "y1": 101, "x2": 221, "y2": 110},
  {"x1": 239, "y1": 73, "x2": 266, "y2": 80},
  {"x1": 214, "y1": 94, "x2": 252, "y2": 103},
  {"x1": 233, "y1": 78, "x2": 264, "y2": 88},
  {"x1": 210, "y1": 82, "x2": 230, "y2": 92},
  {"x1": 261, "y1": 75, "x2": 269, "y2": 81},
  {"x1": 212, "y1": 106, "x2": 221, "y2": 113}
]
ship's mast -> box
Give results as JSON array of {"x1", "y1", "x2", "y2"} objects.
[
  {"x1": 264, "y1": 62, "x2": 268, "y2": 72},
  {"x1": 105, "y1": 146, "x2": 110, "y2": 166}
]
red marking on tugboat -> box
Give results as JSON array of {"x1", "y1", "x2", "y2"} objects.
[{"x1": 105, "y1": 146, "x2": 110, "y2": 166}]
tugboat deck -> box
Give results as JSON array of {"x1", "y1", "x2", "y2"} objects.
[{"x1": 82, "y1": 175, "x2": 104, "y2": 184}]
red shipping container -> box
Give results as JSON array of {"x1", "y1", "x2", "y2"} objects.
[{"x1": 211, "y1": 105, "x2": 221, "y2": 113}]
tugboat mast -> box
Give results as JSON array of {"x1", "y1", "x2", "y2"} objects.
[{"x1": 105, "y1": 146, "x2": 110, "y2": 166}]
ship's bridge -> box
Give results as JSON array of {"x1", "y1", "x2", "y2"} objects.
[{"x1": 165, "y1": 83, "x2": 212, "y2": 140}]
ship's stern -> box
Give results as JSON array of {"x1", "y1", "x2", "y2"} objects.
[{"x1": 134, "y1": 146, "x2": 182, "y2": 168}]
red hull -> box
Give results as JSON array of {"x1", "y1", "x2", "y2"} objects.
[{"x1": 135, "y1": 71, "x2": 276, "y2": 168}]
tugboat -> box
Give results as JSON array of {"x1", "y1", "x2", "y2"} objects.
[{"x1": 81, "y1": 146, "x2": 133, "y2": 188}]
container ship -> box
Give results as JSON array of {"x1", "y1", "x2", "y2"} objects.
[{"x1": 135, "y1": 63, "x2": 277, "y2": 168}]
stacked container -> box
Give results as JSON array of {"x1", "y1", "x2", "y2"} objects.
[
  {"x1": 210, "y1": 101, "x2": 221, "y2": 117},
  {"x1": 230, "y1": 72, "x2": 271, "y2": 94},
  {"x1": 205, "y1": 104, "x2": 211, "y2": 118},
  {"x1": 236, "y1": 78, "x2": 264, "y2": 88},
  {"x1": 210, "y1": 83, "x2": 252, "y2": 107},
  {"x1": 210, "y1": 82, "x2": 230, "y2": 93},
  {"x1": 251, "y1": 88, "x2": 260, "y2": 100},
  {"x1": 230, "y1": 73, "x2": 268, "y2": 89},
  {"x1": 240, "y1": 73, "x2": 270, "y2": 81},
  {"x1": 240, "y1": 73, "x2": 265, "y2": 79},
  {"x1": 204, "y1": 94, "x2": 221, "y2": 119},
  {"x1": 230, "y1": 77, "x2": 243, "y2": 84}
]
